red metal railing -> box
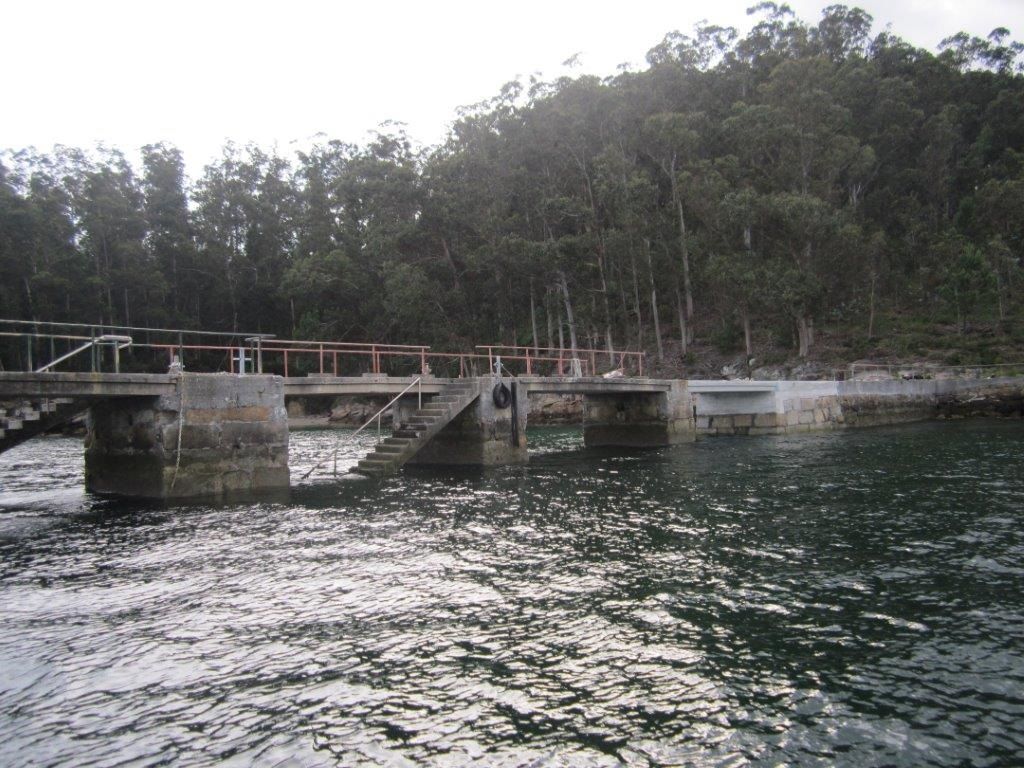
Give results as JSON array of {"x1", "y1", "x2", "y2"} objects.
[
  {"x1": 0, "y1": 319, "x2": 646, "y2": 379},
  {"x1": 476, "y1": 344, "x2": 645, "y2": 377}
]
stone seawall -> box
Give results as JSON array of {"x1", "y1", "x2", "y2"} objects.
[{"x1": 692, "y1": 378, "x2": 1024, "y2": 436}]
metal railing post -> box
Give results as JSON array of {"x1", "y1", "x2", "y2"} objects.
[{"x1": 319, "y1": 344, "x2": 324, "y2": 374}]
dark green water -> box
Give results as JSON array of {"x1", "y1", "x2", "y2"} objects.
[{"x1": 1, "y1": 421, "x2": 1023, "y2": 766}]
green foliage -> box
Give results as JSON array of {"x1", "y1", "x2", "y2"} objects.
[
  {"x1": 1, "y1": 7, "x2": 1023, "y2": 368},
  {"x1": 711, "y1": 320, "x2": 743, "y2": 353},
  {"x1": 939, "y1": 246, "x2": 998, "y2": 330}
]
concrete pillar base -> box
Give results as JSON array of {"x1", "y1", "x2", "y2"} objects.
[
  {"x1": 583, "y1": 381, "x2": 695, "y2": 447},
  {"x1": 85, "y1": 374, "x2": 290, "y2": 499}
]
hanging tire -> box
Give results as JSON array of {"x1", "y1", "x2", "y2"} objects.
[{"x1": 492, "y1": 382, "x2": 512, "y2": 409}]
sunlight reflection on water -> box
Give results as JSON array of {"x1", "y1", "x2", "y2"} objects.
[{"x1": 1, "y1": 420, "x2": 1023, "y2": 765}]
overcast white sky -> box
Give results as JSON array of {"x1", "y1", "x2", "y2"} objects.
[{"x1": 2, "y1": 0, "x2": 1021, "y2": 176}]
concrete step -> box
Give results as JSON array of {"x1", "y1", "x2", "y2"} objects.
[
  {"x1": 17, "y1": 408, "x2": 40, "y2": 422},
  {"x1": 3, "y1": 419, "x2": 23, "y2": 431},
  {"x1": 407, "y1": 417, "x2": 438, "y2": 426},
  {"x1": 350, "y1": 379, "x2": 480, "y2": 478},
  {"x1": 355, "y1": 459, "x2": 393, "y2": 476}
]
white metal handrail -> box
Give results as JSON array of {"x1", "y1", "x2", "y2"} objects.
[
  {"x1": 35, "y1": 334, "x2": 133, "y2": 373},
  {"x1": 350, "y1": 376, "x2": 423, "y2": 441},
  {"x1": 301, "y1": 376, "x2": 422, "y2": 479}
]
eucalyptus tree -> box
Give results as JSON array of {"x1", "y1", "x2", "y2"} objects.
[
  {"x1": 141, "y1": 143, "x2": 195, "y2": 323},
  {"x1": 72, "y1": 148, "x2": 152, "y2": 327}
]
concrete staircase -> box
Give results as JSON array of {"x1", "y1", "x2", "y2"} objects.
[
  {"x1": 0, "y1": 398, "x2": 86, "y2": 455},
  {"x1": 352, "y1": 380, "x2": 479, "y2": 477}
]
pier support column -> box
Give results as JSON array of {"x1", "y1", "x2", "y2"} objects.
[
  {"x1": 85, "y1": 373, "x2": 289, "y2": 499},
  {"x1": 583, "y1": 381, "x2": 695, "y2": 447},
  {"x1": 408, "y1": 378, "x2": 528, "y2": 467}
]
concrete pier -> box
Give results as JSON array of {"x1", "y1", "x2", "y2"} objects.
[
  {"x1": 405, "y1": 378, "x2": 529, "y2": 467},
  {"x1": 85, "y1": 374, "x2": 290, "y2": 499},
  {"x1": 691, "y1": 377, "x2": 1024, "y2": 435},
  {"x1": 582, "y1": 380, "x2": 695, "y2": 447},
  {"x1": 3, "y1": 370, "x2": 1022, "y2": 495}
]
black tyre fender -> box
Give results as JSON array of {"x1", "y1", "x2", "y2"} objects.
[{"x1": 492, "y1": 382, "x2": 512, "y2": 409}]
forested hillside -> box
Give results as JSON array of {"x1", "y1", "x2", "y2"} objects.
[{"x1": 2, "y1": 4, "x2": 1023, "y2": 375}]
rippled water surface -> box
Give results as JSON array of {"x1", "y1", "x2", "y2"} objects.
[{"x1": 1, "y1": 421, "x2": 1023, "y2": 766}]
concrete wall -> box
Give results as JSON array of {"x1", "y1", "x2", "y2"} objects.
[
  {"x1": 85, "y1": 373, "x2": 289, "y2": 499},
  {"x1": 692, "y1": 377, "x2": 1024, "y2": 436},
  {"x1": 584, "y1": 380, "x2": 695, "y2": 447}
]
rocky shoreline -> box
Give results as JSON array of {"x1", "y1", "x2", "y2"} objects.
[{"x1": 286, "y1": 392, "x2": 585, "y2": 428}]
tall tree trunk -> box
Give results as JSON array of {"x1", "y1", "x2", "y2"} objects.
[
  {"x1": 545, "y1": 290, "x2": 555, "y2": 350},
  {"x1": 529, "y1": 280, "x2": 540, "y2": 355},
  {"x1": 867, "y1": 271, "x2": 877, "y2": 340},
  {"x1": 676, "y1": 196, "x2": 694, "y2": 326},
  {"x1": 995, "y1": 269, "x2": 1004, "y2": 322},
  {"x1": 557, "y1": 271, "x2": 578, "y2": 353},
  {"x1": 644, "y1": 239, "x2": 664, "y2": 361},
  {"x1": 797, "y1": 315, "x2": 810, "y2": 357},
  {"x1": 582, "y1": 175, "x2": 616, "y2": 365},
  {"x1": 661, "y1": 243, "x2": 688, "y2": 355},
  {"x1": 674, "y1": 288, "x2": 688, "y2": 356},
  {"x1": 22, "y1": 277, "x2": 34, "y2": 319},
  {"x1": 630, "y1": 247, "x2": 644, "y2": 350},
  {"x1": 743, "y1": 313, "x2": 752, "y2": 358},
  {"x1": 556, "y1": 292, "x2": 565, "y2": 351}
]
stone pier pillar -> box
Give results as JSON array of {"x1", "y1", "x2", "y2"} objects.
[
  {"x1": 85, "y1": 373, "x2": 289, "y2": 499},
  {"x1": 583, "y1": 380, "x2": 695, "y2": 447},
  {"x1": 407, "y1": 378, "x2": 528, "y2": 467}
]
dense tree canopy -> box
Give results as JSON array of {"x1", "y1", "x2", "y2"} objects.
[{"x1": 2, "y1": 5, "x2": 1022, "y2": 371}]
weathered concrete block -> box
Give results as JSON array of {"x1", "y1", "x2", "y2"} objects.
[
  {"x1": 86, "y1": 374, "x2": 289, "y2": 500},
  {"x1": 583, "y1": 381, "x2": 695, "y2": 447},
  {"x1": 733, "y1": 414, "x2": 753, "y2": 428},
  {"x1": 798, "y1": 410, "x2": 815, "y2": 425},
  {"x1": 753, "y1": 413, "x2": 778, "y2": 428}
]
